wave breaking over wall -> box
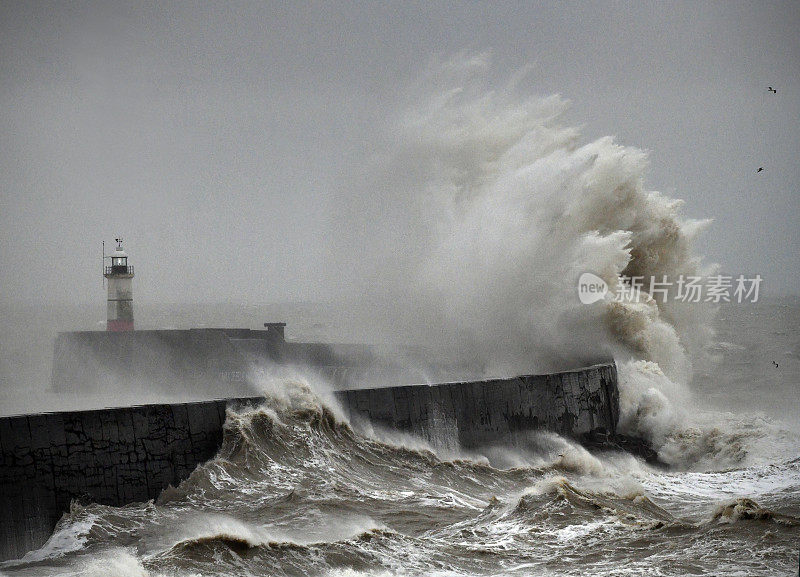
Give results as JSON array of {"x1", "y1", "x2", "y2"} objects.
[{"x1": 332, "y1": 53, "x2": 716, "y2": 455}]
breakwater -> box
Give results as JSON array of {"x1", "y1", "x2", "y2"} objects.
[
  {"x1": 0, "y1": 362, "x2": 618, "y2": 560},
  {"x1": 0, "y1": 398, "x2": 256, "y2": 561},
  {"x1": 338, "y1": 363, "x2": 619, "y2": 449}
]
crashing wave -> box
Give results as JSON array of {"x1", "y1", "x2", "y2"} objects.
[{"x1": 710, "y1": 497, "x2": 798, "y2": 525}]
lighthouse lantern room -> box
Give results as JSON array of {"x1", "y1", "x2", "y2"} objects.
[{"x1": 104, "y1": 238, "x2": 134, "y2": 331}]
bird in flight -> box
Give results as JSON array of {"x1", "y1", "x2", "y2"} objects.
[
  {"x1": 757, "y1": 167, "x2": 764, "y2": 173},
  {"x1": 773, "y1": 360, "x2": 779, "y2": 368},
  {"x1": 768, "y1": 86, "x2": 777, "y2": 94}
]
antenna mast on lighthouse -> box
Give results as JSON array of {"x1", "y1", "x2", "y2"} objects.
[{"x1": 103, "y1": 238, "x2": 135, "y2": 331}]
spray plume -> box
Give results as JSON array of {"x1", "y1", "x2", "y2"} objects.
[{"x1": 332, "y1": 53, "x2": 716, "y2": 448}]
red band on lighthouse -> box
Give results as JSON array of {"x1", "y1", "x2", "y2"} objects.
[{"x1": 107, "y1": 319, "x2": 134, "y2": 332}]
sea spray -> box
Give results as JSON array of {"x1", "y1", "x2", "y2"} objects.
[{"x1": 332, "y1": 53, "x2": 716, "y2": 456}]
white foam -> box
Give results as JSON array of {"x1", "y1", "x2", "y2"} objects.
[
  {"x1": 10, "y1": 511, "x2": 98, "y2": 565},
  {"x1": 78, "y1": 549, "x2": 149, "y2": 577}
]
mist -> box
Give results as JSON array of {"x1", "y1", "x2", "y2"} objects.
[
  {"x1": 1, "y1": 3, "x2": 798, "y2": 427},
  {"x1": 330, "y1": 55, "x2": 712, "y2": 380},
  {"x1": 1, "y1": 2, "x2": 798, "y2": 308}
]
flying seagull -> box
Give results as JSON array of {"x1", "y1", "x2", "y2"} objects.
[
  {"x1": 757, "y1": 167, "x2": 764, "y2": 173},
  {"x1": 768, "y1": 87, "x2": 777, "y2": 94},
  {"x1": 773, "y1": 361, "x2": 779, "y2": 368}
]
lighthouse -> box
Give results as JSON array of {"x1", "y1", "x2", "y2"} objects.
[{"x1": 104, "y1": 238, "x2": 134, "y2": 331}]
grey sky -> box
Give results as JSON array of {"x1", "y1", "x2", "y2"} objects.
[{"x1": 1, "y1": 0, "x2": 798, "y2": 307}]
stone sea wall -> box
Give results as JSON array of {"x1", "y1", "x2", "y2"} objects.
[
  {"x1": 337, "y1": 363, "x2": 619, "y2": 448},
  {"x1": 0, "y1": 362, "x2": 618, "y2": 560},
  {"x1": 0, "y1": 398, "x2": 260, "y2": 561}
]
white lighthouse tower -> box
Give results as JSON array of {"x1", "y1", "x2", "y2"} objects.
[{"x1": 104, "y1": 238, "x2": 134, "y2": 331}]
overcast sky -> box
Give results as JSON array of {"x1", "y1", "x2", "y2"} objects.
[{"x1": 1, "y1": 0, "x2": 798, "y2": 307}]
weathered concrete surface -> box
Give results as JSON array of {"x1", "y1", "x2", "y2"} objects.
[
  {"x1": 1, "y1": 362, "x2": 619, "y2": 560},
  {"x1": 336, "y1": 362, "x2": 619, "y2": 448},
  {"x1": 0, "y1": 398, "x2": 259, "y2": 561}
]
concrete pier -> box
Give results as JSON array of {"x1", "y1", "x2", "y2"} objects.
[
  {"x1": 338, "y1": 363, "x2": 619, "y2": 448},
  {"x1": 0, "y1": 398, "x2": 248, "y2": 561},
  {"x1": 0, "y1": 362, "x2": 619, "y2": 560}
]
